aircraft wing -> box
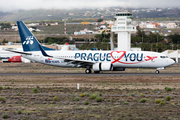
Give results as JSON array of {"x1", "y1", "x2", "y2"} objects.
[
  {"x1": 48, "y1": 56, "x2": 96, "y2": 68},
  {"x1": 39, "y1": 44, "x2": 96, "y2": 68},
  {"x1": 62, "y1": 58, "x2": 95, "y2": 68}
]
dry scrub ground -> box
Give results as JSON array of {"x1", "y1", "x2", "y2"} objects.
[{"x1": 0, "y1": 63, "x2": 180, "y2": 120}]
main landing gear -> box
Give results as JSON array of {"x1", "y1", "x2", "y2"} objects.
[
  {"x1": 85, "y1": 69, "x2": 91, "y2": 74},
  {"x1": 155, "y1": 70, "x2": 159, "y2": 74},
  {"x1": 85, "y1": 69, "x2": 100, "y2": 74}
]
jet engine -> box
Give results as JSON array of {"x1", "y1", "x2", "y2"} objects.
[{"x1": 92, "y1": 62, "x2": 113, "y2": 72}]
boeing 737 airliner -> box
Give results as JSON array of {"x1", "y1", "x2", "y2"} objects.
[{"x1": 7, "y1": 21, "x2": 175, "y2": 74}]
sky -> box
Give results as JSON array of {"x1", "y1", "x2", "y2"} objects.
[{"x1": 0, "y1": 0, "x2": 180, "y2": 12}]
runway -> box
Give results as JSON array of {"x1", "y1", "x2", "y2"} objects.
[{"x1": 0, "y1": 72, "x2": 180, "y2": 76}]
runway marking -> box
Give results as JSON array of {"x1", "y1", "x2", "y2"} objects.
[{"x1": 0, "y1": 73, "x2": 180, "y2": 76}]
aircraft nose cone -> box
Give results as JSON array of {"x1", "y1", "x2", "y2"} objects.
[{"x1": 169, "y1": 59, "x2": 175, "y2": 65}]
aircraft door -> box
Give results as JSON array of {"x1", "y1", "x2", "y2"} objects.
[
  {"x1": 40, "y1": 55, "x2": 44, "y2": 63},
  {"x1": 34, "y1": 55, "x2": 39, "y2": 61}
]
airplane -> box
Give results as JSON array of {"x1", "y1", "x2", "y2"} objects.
[
  {"x1": 7, "y1": 21, "x2": 175, "y2": 74},
  {"x1": 8, "y1": 56, "x2": 31, "y2": 63},
  {"x1": 61, "y1": 43, "x2": 69, "y2": 51}
]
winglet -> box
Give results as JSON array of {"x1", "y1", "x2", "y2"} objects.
[{"x1": 39, "y1": 44, "x2": 52, "y2": 57}]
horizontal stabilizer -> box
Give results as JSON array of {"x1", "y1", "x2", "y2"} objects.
[{"x1": 6, "y1": 49, "x2": 32, "y2": 55}]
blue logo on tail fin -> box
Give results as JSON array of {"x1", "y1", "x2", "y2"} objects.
[{"x1": 17, "y1": 21, "x2": 55, "y2": 52}]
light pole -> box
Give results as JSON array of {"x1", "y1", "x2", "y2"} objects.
[
  {"x1": 151, "y1": 44, "x2": 152, "y2": 51},
  {"x1": 141, "y1": 30, "x2": 143, "y2": 51},
  {"x1": 142, "y1": 30, "x2": 143, "y2": 43},
  {"x1": 177, "y1": 41, "x2": 179, "y2": 50},
  {"x1": 177, "y1": 41, "x2": 179, "y2": 63},
  {"x1": 43, "y1": 34, "x2": 44, "y2": 45},
  {"x1": 156, "y1": 32, "x2": 158, "y2": 52},
  {"x1": 172, "y1": 42, "x2": 173, "y2": 50},
  {"x1": 14, "y1": 32, "x2": 17, "y2": 44}
]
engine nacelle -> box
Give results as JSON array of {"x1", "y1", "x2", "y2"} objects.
[{"x1": 92, "y1": 62, "x2": 113, "y2": 72}]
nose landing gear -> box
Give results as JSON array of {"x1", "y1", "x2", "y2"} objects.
[{"x1": 155, "y1": 67, "x2": 164, "y2": 74}]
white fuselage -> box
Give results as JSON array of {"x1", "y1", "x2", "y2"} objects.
[{"x1": 22, "y1": 50, "x2": 175, "y2": 69}]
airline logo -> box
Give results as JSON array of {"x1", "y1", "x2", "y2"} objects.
[
  {"x1": 111, "y1": 51, "x2": 157, "y2": 64},
  {"x1": 23, "y1": 36, "x2": 34, "y2": 45},
  {"x1": 111, "y1": 51, "x2": 143, "y2": 64},
  {"x1": 45, "y1": 58, "x2": 60, "y2": 63},
  {"x1": 75, "y1": 51, "x2": 158, "y2": 64},
  {"x1": 75, "y1": 53, "x2": 111, "y2": 62}
]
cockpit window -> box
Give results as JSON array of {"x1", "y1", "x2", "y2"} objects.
[{"x1": 160, "y1": 56, "x2": 168, "y2": 58}]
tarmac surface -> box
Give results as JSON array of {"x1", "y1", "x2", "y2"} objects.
[{"x1": 0, "y1": 73, "x2": 180, "y2": 76}]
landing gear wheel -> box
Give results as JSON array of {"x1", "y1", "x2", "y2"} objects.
[
  {"x1": 155, "y1": 70, "x2": 159, "y2": 74},
  {"x1": 85, "y1": 69, "x2": 91, "y2": 74},
  {"x1": 94, "y1": 71, "x2": 100, "y2": 74}
]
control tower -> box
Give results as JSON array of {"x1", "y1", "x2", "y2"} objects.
[{"x1": 111, "y1": 12, "x2": 136, "y2": 51}]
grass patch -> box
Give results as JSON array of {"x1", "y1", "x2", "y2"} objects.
[
  {"x1": 0, "y1": 86, "x2": 3, "y2": 90},
  {"x1": 17, "y1": 110, "x2": 22, "y2": 114},
  {"x1": 96, "y1": 96, "x2": 103, "y2": 102},
  {"x1": 0, "y1": 97, "x2": 5, "y2": 101},
  {"x1": 84, "y1": 101, "x2": 89, "y2": 105},
  {"x1": 6, "y1": 87, "x2": 10, "y2": 89},
  {"x1": 140, "y1": 93, "x2": 145, "y2": 97},
  {"x1": 171, "y1": 103, "x2": 175, "y2": 106},
  {"x1": 80, "y1": 93, "x2": 85, "y2": 97},
  {"x1": 53, "y1": 96, "x2": 58, "y2": 101},
  {"x1": 124, "y1": 101, "x2": 129, "y2": 105},
  {"x1": 155, "y1": 99, "x2": 162, "y2": 104},
  {"x1": 165, "y1": 96, "x2": 171, "y2": 101},
  {"x1": 139, "y1": 98, "x2": 147, "y2": 103},
  {"x1": 165, "y1": 87, "x2": 172, "y2": 91},
  {"x1": 2, "y1": 114, "x2": 9, "y2": 119},
  {"x1": 99, "y1": 93, "x2": 102, "y2": 96},
  {"x1": 130, "y1": 93, "x2": 135, "y2": 97},
  {"x1": 73, "y1": 97, "x2": 80, "y2": 101},
  {"x1": 90, "y1": 94, "x2": 98, "y2": 100},
  {"x1": 32, "y1": 88, "x2": 39, "y2": 93},
  {"x1": 85, "y1": 93, "x2": 90, "y2": 96},
  {"x1": 160, "y1": 100, "x2": 166, "y2": 106},
  {"x1": 17, "y1": 93, "x2": 22, "y2": 96}
]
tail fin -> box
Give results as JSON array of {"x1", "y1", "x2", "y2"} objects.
[{"x1": 17, "y1": 21, "x2": 55, "y2": 52}]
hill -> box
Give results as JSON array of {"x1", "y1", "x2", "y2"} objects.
[
  {"x1": 1, "y1": 8, "x2": 180, "y2": 21},
  {"x1": 0, "y1": 9, "x2": 98, "y2": 21}
]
